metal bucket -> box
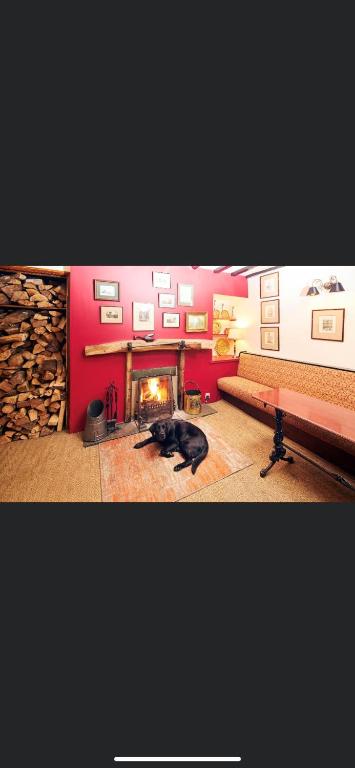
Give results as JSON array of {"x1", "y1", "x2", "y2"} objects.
[
  {"x1": 184, "y1": 380, "x2": 202, "y2": 416},
  {"x1": 83, "y1": 399, "x2": 107, "y2": 443}
]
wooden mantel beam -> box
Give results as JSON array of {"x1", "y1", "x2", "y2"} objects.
[{"x1": 85, "y1": 338, "x2": 214, "y2": 357}]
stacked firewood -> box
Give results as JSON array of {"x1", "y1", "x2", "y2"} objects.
[
  {"x1": 0, "y1": 271, "x2": 67, "y2": 443},
  {"x1": 0, "y1": 271, "x2": 66, "y2": 308}
]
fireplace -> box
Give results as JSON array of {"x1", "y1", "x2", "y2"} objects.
[
  {"x1": 131, "y1": 366, "x2": 177, "y2": 426},
  {"x1": 138, "y1": 374, "x2": 174, "y2": 425}
]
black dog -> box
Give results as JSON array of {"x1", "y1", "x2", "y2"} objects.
[{"x1": 134, "y1": 419, "x2": 209, "y2": 475}]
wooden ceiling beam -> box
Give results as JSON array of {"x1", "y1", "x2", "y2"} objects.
[{"x1": 230, "y1": 265, "x2": 257, "y2": 276}]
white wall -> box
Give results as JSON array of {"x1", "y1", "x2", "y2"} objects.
[{"x1": 240, "y1": 266, "x2": 355, "y2": 371}]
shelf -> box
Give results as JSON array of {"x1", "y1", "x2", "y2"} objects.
[
  {"x1": 0, "y1": 266, "x2": 69, "y2": 279},
  {"x1": 211, "y1": 356, "x2": 237, "y2": 363},
  {"x1": 0, "y1": 304, "x2": 67, "y2": 311}
]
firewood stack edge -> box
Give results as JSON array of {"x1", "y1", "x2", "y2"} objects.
[{"x1": 0, "y1": 270, "x2": 67, "y2": 444}]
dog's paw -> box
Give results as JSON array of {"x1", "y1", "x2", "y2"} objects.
[
  {"x1": 134, "y1": 442, "x2": 144, "y2": 449},
  {"x1": 161, "y1": 450, "x2": 174, "y2": 458},
  {"x1": 174, "y1": 464, "x2": 183, "y2": 472}
]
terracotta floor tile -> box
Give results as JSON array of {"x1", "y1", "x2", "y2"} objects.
[{"x1": 99, "y1": 418, "x2": 253, "y2": 503}]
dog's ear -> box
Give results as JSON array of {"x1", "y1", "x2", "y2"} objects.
[{"x1": 149, "y1": 424, "x2": 156, "y2": 435}]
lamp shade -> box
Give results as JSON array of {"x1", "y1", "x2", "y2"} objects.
[
  {"x1": 228, "y1": 328, "x2": 239, "y2": 340},
  {"x1": 307, "y1": 285, "x2": 320, "y2": 296},
  {"x1": 329, "y1": 281, "x2": 345, "y2": 292}
]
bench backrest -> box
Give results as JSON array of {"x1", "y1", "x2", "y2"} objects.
[{"x1": 238, "y1": 353, "x2": 355, "y2": 411}]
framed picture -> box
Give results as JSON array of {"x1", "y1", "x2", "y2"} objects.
[
  {"x1": 186, "y1": 311, "x2": 208, "y2": 333},
  {"x1": 94, "y1": 280, "x2": 119, "y2": 301},
  {"x1": 100, "y1": 306, "x2": 123, "y2": 324},
  {"x1": 311, "y1": 309, "x2": 345, "y2": 342},
  {"x1": 261, "y1": 299, "x2": 280, "y2": 324},
  {"x1": 260, "y1": 272, "x2": 279, "y2": 299},
  {"x1": 261, "y1": 327, "x2": 280, "y2": 351},
  {"x1": 153, "y1": 271, "x2": 171, "y2": 289},
  {"x1": 163, "y1": 312, "x2": 180, "y2": 328},
  {"x1": 159, "y1": 293, "x2": 176, "y2": 308},
  {"x1": 178, "y1": 283, "x2": 194, "y2": 307},
  {"x1": 133, "y1": 302, "x2": 155, "y2": 332}
]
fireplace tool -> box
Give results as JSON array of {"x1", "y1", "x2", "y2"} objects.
[{"x1": 106, "y1": 382, "x2": 119, "y2": 433}]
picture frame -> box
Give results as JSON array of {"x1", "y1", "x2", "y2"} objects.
[
  {"x1": 260, "y1": 272, "x2": 279, "y2": 299},
  {"x1": 178, "y1": 283, "x2": 194, "y2": 307},
  {"x1": 153, "y1": 271, "x2": 171, "y2": 289},
  {"x1": 159, "y1": 293, "x2": 176, "y2": 308},
  {"x1": 260, "y1": 326, "x2": 280, "y2": 351},
  {"x1": 185, "y1": 311, "x2": 208, "y2": 333},
  {"x1": 163, "y1": 312, "x2": 180, "y2": 329},
  {"x1": 261, "y1": 299, "x2": 280, "y2": 324},
  {"x1": 100, "y1": 306, "x2": 123, "y2": 324},
  {"x1": 311, "y1": 308, "x2": 345, "y2": 342},
  {"x1": 133, "y1": 302, "x2": 155, "y2": 332},
  {"x1": 94, "y1": 280, "x2": 119, "y2": 301}
]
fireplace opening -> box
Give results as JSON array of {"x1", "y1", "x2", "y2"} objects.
[{"x1": 137, "y1": 374, "x2": 174, "y2": 425}]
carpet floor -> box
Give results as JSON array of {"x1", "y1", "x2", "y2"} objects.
[
  {"x1": 0, "y1": 400, "x2": 354, "y2": 503},
  {"x1": 0, "y1": 432, "x2": 101, "y2": 503}
]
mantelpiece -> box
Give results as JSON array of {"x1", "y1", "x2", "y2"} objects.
[{"x1": 84, "y1": 338, "x2": 213, "y2": 421}]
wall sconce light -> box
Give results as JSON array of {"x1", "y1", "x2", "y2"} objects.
[
  {"x1": 307, "y1": 275, "x2": 345, "y2": 296},
  {"x1": 328, "y1": 275, "x2": 345, "y2": 292},
  {"x1": 228, "y1": 327, "x2": 240, "y2": 358}
]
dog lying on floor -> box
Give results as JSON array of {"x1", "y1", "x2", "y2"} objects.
[{"x1": 134, "y1": 419, "x2": 209, "y2": 475}]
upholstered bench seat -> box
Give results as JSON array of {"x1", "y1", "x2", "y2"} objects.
[
  {"x1": 218, "y1": 354, "x2": 355, "y2": 463},
  {"x1": 218, "y1": 376, "x2": 274, "y2": 412}
]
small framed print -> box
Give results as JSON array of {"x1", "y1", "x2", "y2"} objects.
[
  {"x1": 159, "y1": 293, "x2": 176, "y2": 308},
  {"x1": 186, "y1": 311, "x2": 208, "y2": 333},
  {"x1": 312, "y1": 308, "x2": 345, "y2": 342},
  {"x1": 94, "y1": 280, "x2": 119, "y2": 301},
  {"x1": 178, "y1": 283, "x2": 194, "y2": 306},
  {"x1": 100, "y1": 306, "x2": 123, "y2": 324},
  {"x1": 133, "y1": 302, "x2": 155, "y2": 332},
  {"x1": 261, "y1": 299, "x2": 280, "y2": 324},
  {"x1": 163, "y1": 312, "x2": 180, "y2": 328},
  {"x1": 260, "y1": 272, "x2": 279, "y2": 299},
  {"x1": 153, "y1": 271, "x2": 171, "y2": 289},
  {"x1": 261, "y1": 326, "x2": 280, "y2": 351}
]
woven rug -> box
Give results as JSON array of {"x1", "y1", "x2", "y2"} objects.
[{"x1": 99, "y1": 417, "x2": 253, "y2": 503}]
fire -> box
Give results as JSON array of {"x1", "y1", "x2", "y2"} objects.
[
  {"x1": 140, "y1": 377, "x2": 169, "y2": 403},
  {"x1": 148, "y1": 377, "x2": 161, "y2": 401}
]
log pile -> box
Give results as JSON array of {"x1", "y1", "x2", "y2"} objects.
[
  {"x1": 0, "y1": 270, "x2": 67, "y2": 443},
  {"x1": 0, "y1": 271, "x2": 66, "y2": 308}
]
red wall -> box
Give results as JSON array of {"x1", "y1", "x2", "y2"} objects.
[{"x1": 69, "y1": 266, "x2": 248, "y2": 433}]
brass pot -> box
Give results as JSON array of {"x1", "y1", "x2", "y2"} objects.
[{"x1": 184, "y1": 381, "x2": 202, "y2": 416}]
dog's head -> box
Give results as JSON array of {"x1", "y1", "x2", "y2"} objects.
[{"x1": 150, "y1": 420, "x2": 172, "y2": 443}]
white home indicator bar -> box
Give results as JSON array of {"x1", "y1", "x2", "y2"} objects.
[{"x1": 114, "y1": 759, "x2": 241, "y2": 763}]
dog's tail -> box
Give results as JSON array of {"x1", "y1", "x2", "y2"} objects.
[{"x1": 191, "y1": 444, "x2": 209, "y2": 475}]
